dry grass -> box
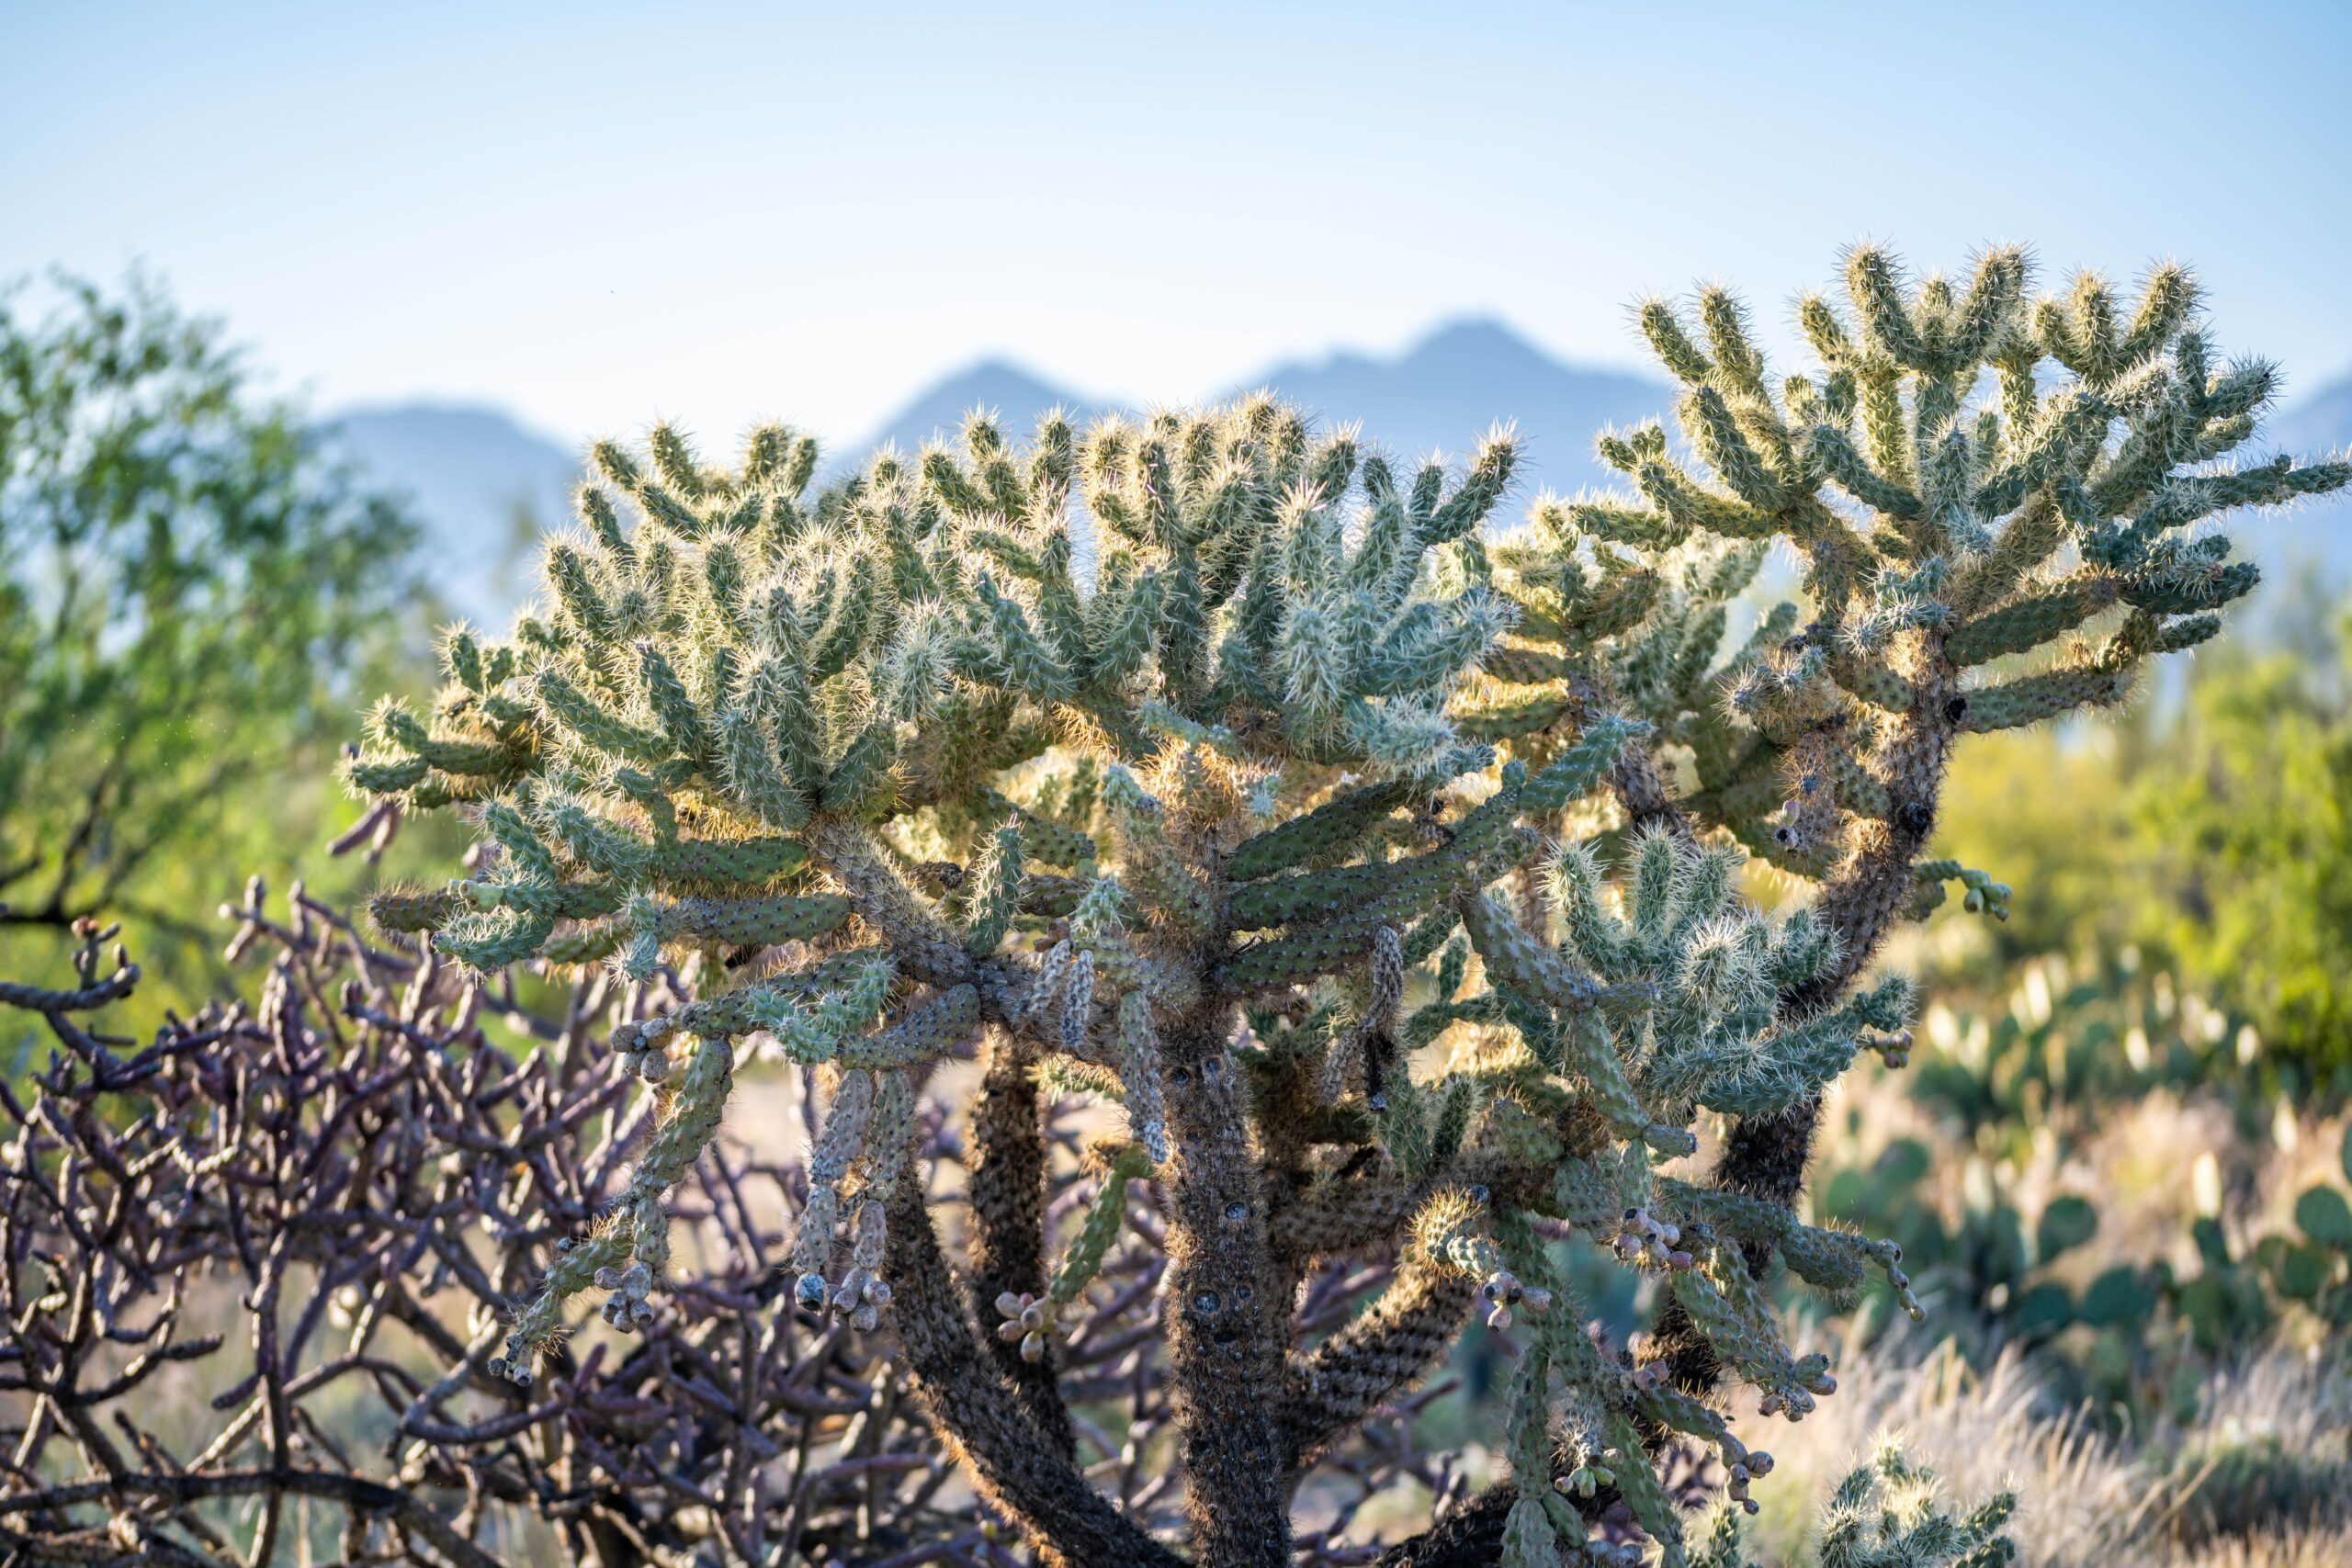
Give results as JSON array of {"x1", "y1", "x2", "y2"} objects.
[
  {"x1": 1736, "y1": 1008, "x2": 2352, "y2": 1568},
  {"x1": 1726, "y1": 1325, "x2": 2350, "y2": 1566}
]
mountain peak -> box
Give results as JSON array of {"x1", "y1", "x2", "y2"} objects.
[
  {"x1": 1240, "y1": 319, "x2": 1668, "y2": 479},
  {"x1": 841, "y1": 357, "x2": 1093, "y2": 469},
  {"x1": 852, "y1": 320, "x2": 1679, "y2": 490},
  {"x1": 326, "y1": 402, "x2": 582, "y2": 624},
  {"x1": 1405, "y1": 315, "x2": 1555, "y2": 366}
]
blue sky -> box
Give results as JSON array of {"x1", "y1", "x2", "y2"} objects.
[{"x1": 7, "y1": 1, "x2": 2348, "y2": 449}]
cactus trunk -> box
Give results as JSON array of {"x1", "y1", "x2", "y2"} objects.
[{"x1": 1160, "y1": 1004, "x2": 1290, "y2": 1566}]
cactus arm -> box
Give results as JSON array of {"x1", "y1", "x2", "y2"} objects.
[
  {"x1": 883, "y1": 1171, "x2": 1183, "y2": 1568},
  {"x1": 965, "y1": 1033, "x2": 1073, "y2": 1459},
  {"x1": 1276, "y1": 1256, "x2": 1479, "y2": 1470},
  {"x1": 1704, "y1": 657, "x2": 1959, "y2": 1257}
]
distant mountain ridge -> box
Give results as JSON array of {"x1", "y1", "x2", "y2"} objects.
[
  {"x1": 847, "y1": 360, "x2": 1098, "y2": 473},
  {"x1": 324, "y1": 402, "x2": 579, "y2": 626},
  {"x1": 328, "y1": 325, "x2": 2352, "y2": 624},
  {"x1": 1236, "y1": 319, "x2": 1669, "y2": 494},
  {"x1": 849, "y1": 318, "x2": 1675, "y2": 501}
]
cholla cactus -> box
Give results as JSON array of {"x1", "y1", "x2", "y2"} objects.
[
  {"x1": 347, "y1": 250, "x2": 2341, "y2": 1567},
  {"x1": 1478, "y1": 247, "x2": 2347, "y2": 896},
  {"x1": 1686, "y1": 1440, "x2": 2017, "y2": 1568},
  {"x1": 1461, "y1": 247, "x2": 2346, "y2": 1444}
]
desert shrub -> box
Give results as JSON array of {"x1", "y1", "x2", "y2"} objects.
[
  {"x1": 1, "y1": 892, "x2": 1266, "y2": 1563},
  {"x1": 1804, "y1": 954, "x2": 2352, "y2": 1428},
  {"x1": 2128, "y1": 626, "x2": 2352, "y2": 1074},
  {"x1": 1925, "y1": 603, "x2": 2352, "y2": 1081}
]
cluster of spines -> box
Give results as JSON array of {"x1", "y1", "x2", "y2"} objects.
[{"x1": 1462, "y1": 247, "x2": 2346, "y2": 897}]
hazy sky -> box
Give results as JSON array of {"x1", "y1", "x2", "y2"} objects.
[{"x1": 8, "y1": 1, "x2": 2349, "y2": 451}]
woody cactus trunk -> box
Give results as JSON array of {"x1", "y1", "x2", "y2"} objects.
[{"x1": 345, "y1": 246, "x2": 2345, "y2": 1567}]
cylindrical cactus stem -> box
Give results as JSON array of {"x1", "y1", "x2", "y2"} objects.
[
  {"x1": 1158, "y1": 1005, "x2": 1289, "y2": 1568},
  {"x1": 1048, "y1": 1144, "x2": 1150, "y2": 1307},
  {"x1": 1115, "y1": 990, "x2": 1170, "y2": 1164},
  {"x1": 1317, "y1": 922, "x2": 1402, "y2": 1105},
  {"x1": 965, "y1": 1033, "x2": 1072, "y2": 1455}
]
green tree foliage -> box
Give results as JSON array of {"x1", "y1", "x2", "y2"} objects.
[
  {"x1": 348, "y1": 248, "x2": 2331, "y2": 1566},
  {"x1": 1931, "y1": 607, "x2": 2352, "y2": 1076},
  {"x1": 0, "y1": 274, "x2": 426, "y2": 987},
  {"x1": 1923, "y1": 724, "x2": 2141, "y2": 967},
  {"x1": 2131, "y1": 626, "x2": 2352, "y2": 1070}
]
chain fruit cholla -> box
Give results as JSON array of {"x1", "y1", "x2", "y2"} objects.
[{"x1": 348, "y1": 246, "x2": 2344, "y2": 1567}]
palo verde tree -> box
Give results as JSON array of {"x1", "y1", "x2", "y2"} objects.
[
  {"x1": 344, "y1": 246, "x2": 2344, "y2": 1566},
  {"x1": 0, "y1": 273, "x2": 424, "y2": 973}
]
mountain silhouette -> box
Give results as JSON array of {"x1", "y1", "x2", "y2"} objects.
[
  {"x1": 839, "y1": 320, "x2": 1675, "y2": 501},
  {"x1": 325, "y1": 402, "x2": 579, "y2": 626},
  {"x1": 1232, "y1": 319, "x2": 1669, "y2": 498},
  {"x1": 849, "y1": 359, "x2": 1100, "y2": 471}
]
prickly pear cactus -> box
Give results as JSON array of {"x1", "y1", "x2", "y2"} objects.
[{"x1": 347, "y1": 248, "x2": 2342, "y2": 1568}]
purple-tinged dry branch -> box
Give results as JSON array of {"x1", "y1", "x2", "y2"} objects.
[{"x1": 0, "y1": 887, "x2": 966, "y2": 1567}]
